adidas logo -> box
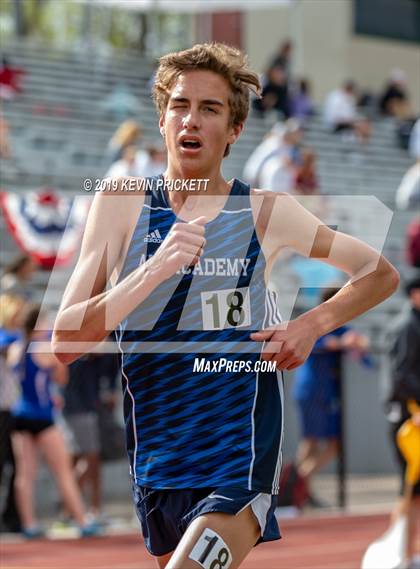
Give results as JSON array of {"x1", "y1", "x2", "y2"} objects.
[{"x1": 144, "y1": 229, "x2": 163, "y2": 243}]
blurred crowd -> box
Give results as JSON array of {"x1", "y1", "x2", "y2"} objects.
[
  {"x1": 0, "y1": 255, "x2": 122, "y2": 538},
  {"x1": 253, "y1": 40, "x2": 416, "y2": 133},
  {"x1": 246, "y1": 40, "x2": 418, "y2": 195}
]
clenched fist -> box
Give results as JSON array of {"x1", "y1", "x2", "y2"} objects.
[{"x1": 149, "y1": 216, "x2": 207, "y2": 280}]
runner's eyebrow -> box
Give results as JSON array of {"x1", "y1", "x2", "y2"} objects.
[
  {"x1": 170, "y1": 97, "x2": 190, "y2": 104},
  {"x1": 169, "y1": 96, "x2": 224, "y2": 107},
  {"x1": 201, "y1": 99, "x2": 224, "y2": 107}
]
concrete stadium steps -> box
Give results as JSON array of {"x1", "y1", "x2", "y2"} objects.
[
  {"x1": 5, "y1": 42, "x2": 154, "y2": 85},
  {"x1": 6, "y1": 38, "x2": 153, "y2": 66}
]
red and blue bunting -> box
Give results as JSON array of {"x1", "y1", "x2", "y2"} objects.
[{"x1": 0, "y1": 189, "x2": 89, "y2": 269}]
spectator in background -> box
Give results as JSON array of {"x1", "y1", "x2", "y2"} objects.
[
  {"x1": 379, "y1": 69, "x2": 413, "y2": 120},
  {"x1": 259, "y1": 119, "x2": 303, "y2": 193},
  {"x1": 105, "y1": 120, "x2": 143, "y2": 166},
  {"x1": 409, "y1": 119, "x2": 420, "y2": 161},
  {"x1": 396, "y1": 119, "x2": 420, "y2": 211},
  {"x1": 253, "y1": 64, "x2": 290, "y2": 120},
  {"x1": 291, "y1": 79, "x2": 315, "y2": 123},
  {"x1": 243, "y1": 122, "x2": 286, "y2": 187},
  {"x1": 0, "y1": 294, "x2": 25, "y2": 533},
  {"x1": 105, "y1": 145, "x2": 145, "y2": 178},
  {"x1": 270, "y1": 40, "x2": 293, "y2": 79},
  {"x1": 243, "y1": 119, "x2": 303, "y2": 188},
  {"x1": 324, "y1": 80, "x2": 371, "y2": 143},
  {"x1": 292, "y1": 288, "x2": 373, "y2": 506},
  {"x1": 385, "y1": 276, "x2": 420, "y2": 568},
  {"x1": 8, "y1": 305, "x2": 98, "y2": 538},
  {"x1": 0, "y1": 254, "x2": 37, "y2": 301},
  {"x1": 64, "y1": 351, "x2": 119, "y2": 520},
  {"x1": 406, "y1": 219, "x2": 420, "y2": 269},
  {"x1": 397, "y1": 118, "x2": 418, "y2": 153},
  {"x1": 0, "y1": 57, "x2": 25, "y2": 101},
  {"x1": 396, "y1": 164, "x2": 420, "y2": 212},
  {"x1": 145, "y1": 140, "x2": 167, "y2": 176},
  {"x1": 294, "y1": 148, "x2": 319, "y2": 196},
  {"x1": 105, "y1": 141, "x2": 166, "y2": 179},
  {"x1": 145, "y1": 142, "x2": 167, "y2": 177}
]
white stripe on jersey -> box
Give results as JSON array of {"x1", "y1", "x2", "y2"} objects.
[
  {"x1": 143, "y1": 203, "x2": 252, "y2": 214},
  {"x1": 117, "y1": 325, "x2": 138, "y2": 481},
  {"x1": 272, "y1": 370, "x2": 284, "y2": 494},
  {"x1": 265, "y1": 289, "x2": 284, "y2": 492},
  {"x1": 248, "y1": 371, "x2": 259, "y2": 490},
  {"x1": 143, "y1": 203, "x2": 172, "y2": 212},
  {"x1": 248, "y1": 290, "x2": 271, "y2": 489},
  {"x1": 262, "y1": 289, "x2": 284, "y2": 493},
  {"x1": 268, "y1": 289, "x2": 282, "y2": 326}
]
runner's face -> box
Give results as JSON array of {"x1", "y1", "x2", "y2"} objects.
[{"x1": 160, "y1": 70, "x2": 242, "y2": 176}]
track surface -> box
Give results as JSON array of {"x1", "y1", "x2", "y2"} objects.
[{"x1": 1, "y1": 513, "x2": 389, "y2": 569}]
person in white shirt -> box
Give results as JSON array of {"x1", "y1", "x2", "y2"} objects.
[
  {"x1": 243, "y1": 119, "x2": 302, "y2": 190},
  {"x1": 396, "y1": 119, "x2": 420, "y2": 210},
  {"x1": 259, "y1": 150, "x2": 294, "y2": 194},
  {"x1": 324, "y1": 81, "x2": 371, "y2": 143},
  {"x1": 409, "y1": 119, "x2": 420, "y2": 161},
  {"x1": 105, "y1": 143, "x2": 167, "y2": 179}
]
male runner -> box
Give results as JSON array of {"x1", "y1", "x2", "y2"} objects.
[{"x1": 52, "y1": 43, "x2": 399, "y2": 569}]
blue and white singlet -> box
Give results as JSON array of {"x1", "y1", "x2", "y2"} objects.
[{"x1": 117, "y1": 175, "x2": 284, "y2": 494}]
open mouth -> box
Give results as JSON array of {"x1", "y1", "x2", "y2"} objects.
[{"x1": 180, "y1": 137, "x2": 202, "y2": 150}]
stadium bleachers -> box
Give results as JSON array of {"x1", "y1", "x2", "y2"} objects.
[{"x1": 0, "y1": 42, "x2": 416, "y2": 331}]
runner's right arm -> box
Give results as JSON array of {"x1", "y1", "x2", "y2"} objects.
[{"x1": 52, "y1": 185, "x2": 206, "y2": 364}]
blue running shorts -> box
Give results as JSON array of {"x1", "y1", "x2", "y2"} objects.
[{"x1": 132, "y1": 483, "x2": 281, "y2": 557}]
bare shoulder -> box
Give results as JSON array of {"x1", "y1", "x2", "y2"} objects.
[
  {"x1": 85, "y1": 176, "x2": 146, "y2": 244},
  {"x1": 92, "y1": 176, "x2": 146, "y2": 210},
  {"x1": 100, "y1": 175, "x2": 147, "y2": 198}
]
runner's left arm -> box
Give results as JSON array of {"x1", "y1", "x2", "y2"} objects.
[{"x1": 251, "y1": 192, "x2": 399, "y2": 370}]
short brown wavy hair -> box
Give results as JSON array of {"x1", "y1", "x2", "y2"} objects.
[{"x1": 153, "y1": 43, "x2": 261, "y2": 129}]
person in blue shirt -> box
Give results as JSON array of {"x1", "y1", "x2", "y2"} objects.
[
  {"x1": 292, "y1": 288, "x2": 373, "y2": 504},
  {"x1": 8, "y1": 305, "x2": 98, "y2": 538},
  {"x1": 0, "y1": 293, "x2": 25, "y2": 533}
]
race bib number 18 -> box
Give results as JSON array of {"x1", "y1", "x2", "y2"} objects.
[
  {"x1": 201, "y1": 287, "x2": 251, "y2": 330},
  {"x1": 189, "y1": 528, "x2": 232, "y2": 569}
]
